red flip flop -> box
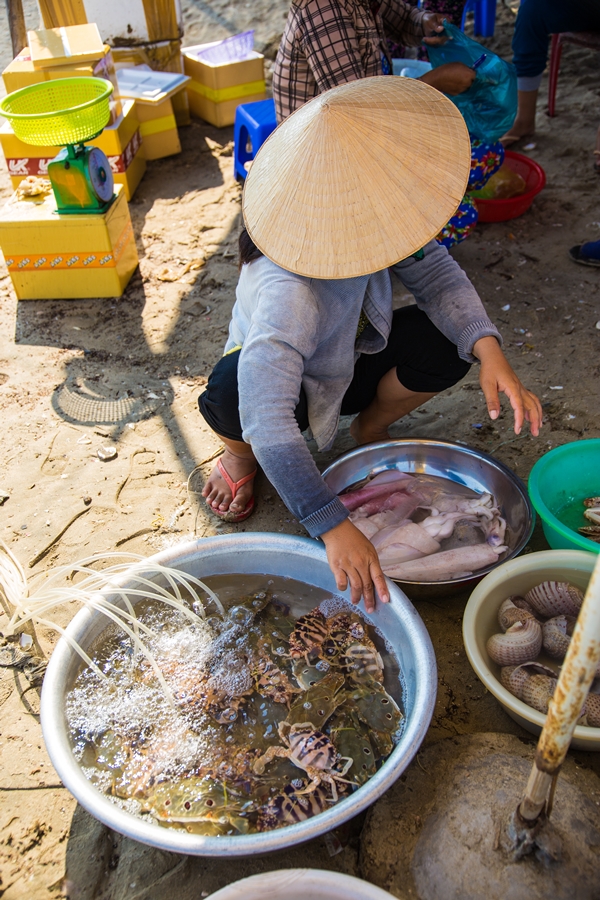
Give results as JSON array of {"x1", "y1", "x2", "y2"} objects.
[{"x1": 209, "y1": 457, "x2": 257, "y2": 523}]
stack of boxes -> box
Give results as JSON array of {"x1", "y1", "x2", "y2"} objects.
[
  {"x1": 0, "y1": 18, "x2": 270, "y2": 301},
  {"x1": 183, "y1": 43, "x2": 267, "y2": 128}
]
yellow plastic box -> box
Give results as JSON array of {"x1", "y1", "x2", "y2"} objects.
[
  {"x1": 2, "y1": 45, "x2": 122, "y2": 123},
  {"x1": 28, "y1": 23, "x2": 105, "y2": 69},
  {"x1": 0, "y1": 99, "x2": 146, "y2": 200},
  {"x1": 182, "y1": 45, "x2": 266, "y2": 128},
  {"x1": 0, "y1": 185, "x2": 138, "y2": 300},
  {"x1": 134, "y1": 96, "x2": 181, "y2": 160}
]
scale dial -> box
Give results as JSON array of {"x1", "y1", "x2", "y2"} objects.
[{"x1": 87, "y1": 147, "x2": 114, "y2": 203}]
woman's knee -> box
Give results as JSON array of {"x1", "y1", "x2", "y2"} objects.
[
  {"x1": 392, "y1": 306, "x2": 471, "y2": 392},
  {"x1": 198, "y1": 352, "x2": 244, "y2": 442}
]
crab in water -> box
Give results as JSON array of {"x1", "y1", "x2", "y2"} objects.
[
  {"x1": 252, "y1": 721, "x2": 355, "y2": 801},
  {"x1": 288, "y1": 609, "x2": 330, "y2": 661},
  {"x1": 257, "y1": 779, "x2": 339, "y2": 831}
]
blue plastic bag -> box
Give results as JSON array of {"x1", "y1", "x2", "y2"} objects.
[{"x1": 427, "y1": 22, "x2": 517, "y2": 143}]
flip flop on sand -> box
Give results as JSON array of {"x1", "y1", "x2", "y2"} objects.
[
  {"x1": 209, "y1": 457, "x2": 257, "y2": 522},
  {"x1": 569, "y1": 240, "x2": 600, "y2": 268}
]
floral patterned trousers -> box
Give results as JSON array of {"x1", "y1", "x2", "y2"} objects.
[{"x1": 436, "y1": 136, "x2": 505, "y2": 249}]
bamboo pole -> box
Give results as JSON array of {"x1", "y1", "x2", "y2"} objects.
[
  {"x1": 4, "y1": 0, "x2": 27, "y2": 58},
  {"x1": 518, "y1": 553, "x2": 600, "y2": 824}
]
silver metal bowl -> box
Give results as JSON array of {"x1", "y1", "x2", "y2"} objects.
[
  {"x1": 40, "y1": 533, "x2": 436, "y2": 857},
  {"x1": 322, "y1": 439, "x2": 534, "y2": 598}
]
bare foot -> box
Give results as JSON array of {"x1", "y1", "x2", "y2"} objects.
[
  {"x1": 499, "y1": 128, "x2": 535, "y2": 148},
  {"x1": 349, "y1": 415, "x2": 391, "y2": 446},
  {"x1": 202, "y1": 448, "x2": 256, "y2": 514}
]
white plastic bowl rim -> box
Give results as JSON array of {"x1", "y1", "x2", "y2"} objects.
[
  {"x1": 208, "y1": 868, "x2": 396, "y2": 899},
  {"x1": 463, "y1": 549, "x2": 600, "y2": 743}
]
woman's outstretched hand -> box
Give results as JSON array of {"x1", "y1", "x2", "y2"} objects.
[
  {"x1": 321, "y1": 519, "x2": 389, "y2": 614},
  {"x1": 473, "y1": 336, "x2": 543, "y2": 436},
  {"x1": 421, "y1": 12, "x2": 448, "y2": 45}
]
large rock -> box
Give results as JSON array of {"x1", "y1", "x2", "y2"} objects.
[{"x1": 360, "y1": 733, "x2": 600, "y2": 900}]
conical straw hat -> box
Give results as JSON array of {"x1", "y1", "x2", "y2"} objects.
[{"x1": 243, "y1": 76, "x2": 471, "y2": 279}]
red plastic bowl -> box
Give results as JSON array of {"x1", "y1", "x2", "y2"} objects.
[{"x1": 473, "y1": 150, "x2": 546, "y2": 223}]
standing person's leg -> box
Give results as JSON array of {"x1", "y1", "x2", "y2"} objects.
[
  {"x1": 503, "y1": 0, "x2": 600, "y2": 144},
  {"x1": 198, "y1": 350, "x2": 309, "y2": 519},
  {"x1": 344, "y1": 305, "x2": 471, "y2": 444}
]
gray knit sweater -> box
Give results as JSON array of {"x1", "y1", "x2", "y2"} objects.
[{"x1": 224, "y1": 239, "x2": 501, "y2": 538}]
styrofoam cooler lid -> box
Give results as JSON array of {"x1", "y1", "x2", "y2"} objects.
[
  {"x1": 116, "y1": 66, "x2": 190, "y2": 104},
  {"x1": 391, "y1": 58, "x2": 432, "y2": 77},
  {"x1": 208, "y1": 869, "x2": 396, "y2": 899}
]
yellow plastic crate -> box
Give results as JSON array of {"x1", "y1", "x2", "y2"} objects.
[{"x1": 0, "y1": 185, "x2": 138, "y2": 300}]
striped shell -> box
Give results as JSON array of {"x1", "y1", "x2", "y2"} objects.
[
  {"x1": 581, "y1": 694, "x2": 600, "y2": 728},
  {"x1": 257, "y1": 782, "x2": 331, "y2": 831},
  {"x1": 500, "y1": 662, "x2": 557, "y2": 700},
  {"x1": 288, "y1": 609, "x2": 329, "y2": 660},
  {"x1": 512, "y1": 596, "x2": 537, "y2": 615},
  {"x1": 525, "y1": 581, "x2": 583, "y2": 617},
  {"x1": 343, "y1": 642, "x2": 384, "y2": 683},
  {"x1": 486, "y1": 618, "x2": 542, "y2": 667},
  {"x1": 521, "y1": 673, "x2": 557, "y2": 713},
  {"x1": 289, "y1": 726, "x2": 337, "y2": 771},
  {"x1": 497, "y1": 597, "x2": 537, "y2": 632},
  {"x1": 542, "y1": 615, "x2": 575, "y2": 660}
]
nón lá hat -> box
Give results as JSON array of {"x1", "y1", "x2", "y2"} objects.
[{"x1": 242, "y1": 76, "x2": 471, "y2": 279}]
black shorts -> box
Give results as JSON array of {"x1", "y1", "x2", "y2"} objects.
[{"x1": 198, "y1": 305, "x2": 471, "y2": 442}]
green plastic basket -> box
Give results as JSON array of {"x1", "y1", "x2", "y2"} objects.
[
  {"x1": 528, "y1": 439, "x2": 600, "y2": 554},
  {"x1": 0, "y1": 77, "x2": 113, "y2": 146}
]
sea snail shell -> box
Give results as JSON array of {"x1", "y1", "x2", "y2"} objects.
[
  {"x1": 581, "y1": 694, "x2": 600, "y2": 728},
  {"x1": 511, "y1": 596, "x2": 537, "y2": 616},
  {"x1": 522, "y1": 674, "x2": 558, "y2": 714},
  {"x1": 524, "y1": 581, "x2": 583, "y2": 618},
  {"x1": 497, "y1": 597, "x2": 537, "y2": 632},
  {"x1": 542, "y1": 615, "x2": 575, "y2": 660},
  {"x1": 500, "y1": 662, "x2": 557, "y2": 702},
  {"x1": 486, "y1": 618, "x2": 542, "y2": 667}
]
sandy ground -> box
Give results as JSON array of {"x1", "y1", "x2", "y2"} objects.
[{"x1": 0, "y1": 2, "x2": 599, "y2": 898}]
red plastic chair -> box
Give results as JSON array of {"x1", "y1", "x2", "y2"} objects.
[{"x1": 548, "y1": 31, "x2": 600, "y2": 117}]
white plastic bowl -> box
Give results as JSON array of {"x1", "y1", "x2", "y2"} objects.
[
  {"x1": 462, "y1": 550, "x2": 599, "y2": 751},
  {"x1": 208, "y1": 869, "x2": 395, "y2": 899}
]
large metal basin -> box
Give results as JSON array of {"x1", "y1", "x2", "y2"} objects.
[
  {"x1": 322, "y1": 439, "x2": 534, "y2": 599},
  {"x1": 40, "y1": 533, "x2": 436, "y2": 856}
]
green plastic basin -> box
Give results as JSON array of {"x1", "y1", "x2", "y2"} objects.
[{"x1": 528, "y1": 439, "x2": 600, "y2": 554}]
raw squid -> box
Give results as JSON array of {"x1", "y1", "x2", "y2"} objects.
[
  {"x1": 383, "y1": 543, "x2": 508, "y2": 582},
  {"x1": 339, "y1": 470, "x2": 508, "y2": 582},
  {"x1": 338, "y1": 471, "x2": 416, "y2": 511}
]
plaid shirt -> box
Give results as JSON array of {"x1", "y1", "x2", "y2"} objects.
[{"x1": 272, "y1": 0, "x2": 426, "y2": 121}]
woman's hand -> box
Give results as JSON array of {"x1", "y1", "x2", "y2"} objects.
[
  {"x1": 418, "y1": 62, "x2": 476, "y2": 95},
  {"x1": 473, "y1": 336, "x2": 543, "y2": 436},
  {"x1": 321, "y1": 519, "x2": 389, "y2": 614},
  {"x1": 421, "y1": 12, "x2": 447, "y2": 46}
]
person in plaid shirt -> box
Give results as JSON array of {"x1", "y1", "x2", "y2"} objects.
[{"x1": 273, "y1": 0, "x2": 475, "y2": 122}]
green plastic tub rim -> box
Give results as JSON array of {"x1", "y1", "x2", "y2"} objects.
[{"x1": 528, "y1": 439, "x2": 600, "y2": 555}]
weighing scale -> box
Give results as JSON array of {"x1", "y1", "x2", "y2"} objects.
[{"x1": 0, "y1": 77, "x2": 116, "y2": 214}]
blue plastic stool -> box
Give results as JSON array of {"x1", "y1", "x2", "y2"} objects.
[
  {"x1": 233, "y1": 98, "x2": 277, "y2": 181},
  {"x1": 461, "y1": 0, "x2": 496, "y2": 37}
]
